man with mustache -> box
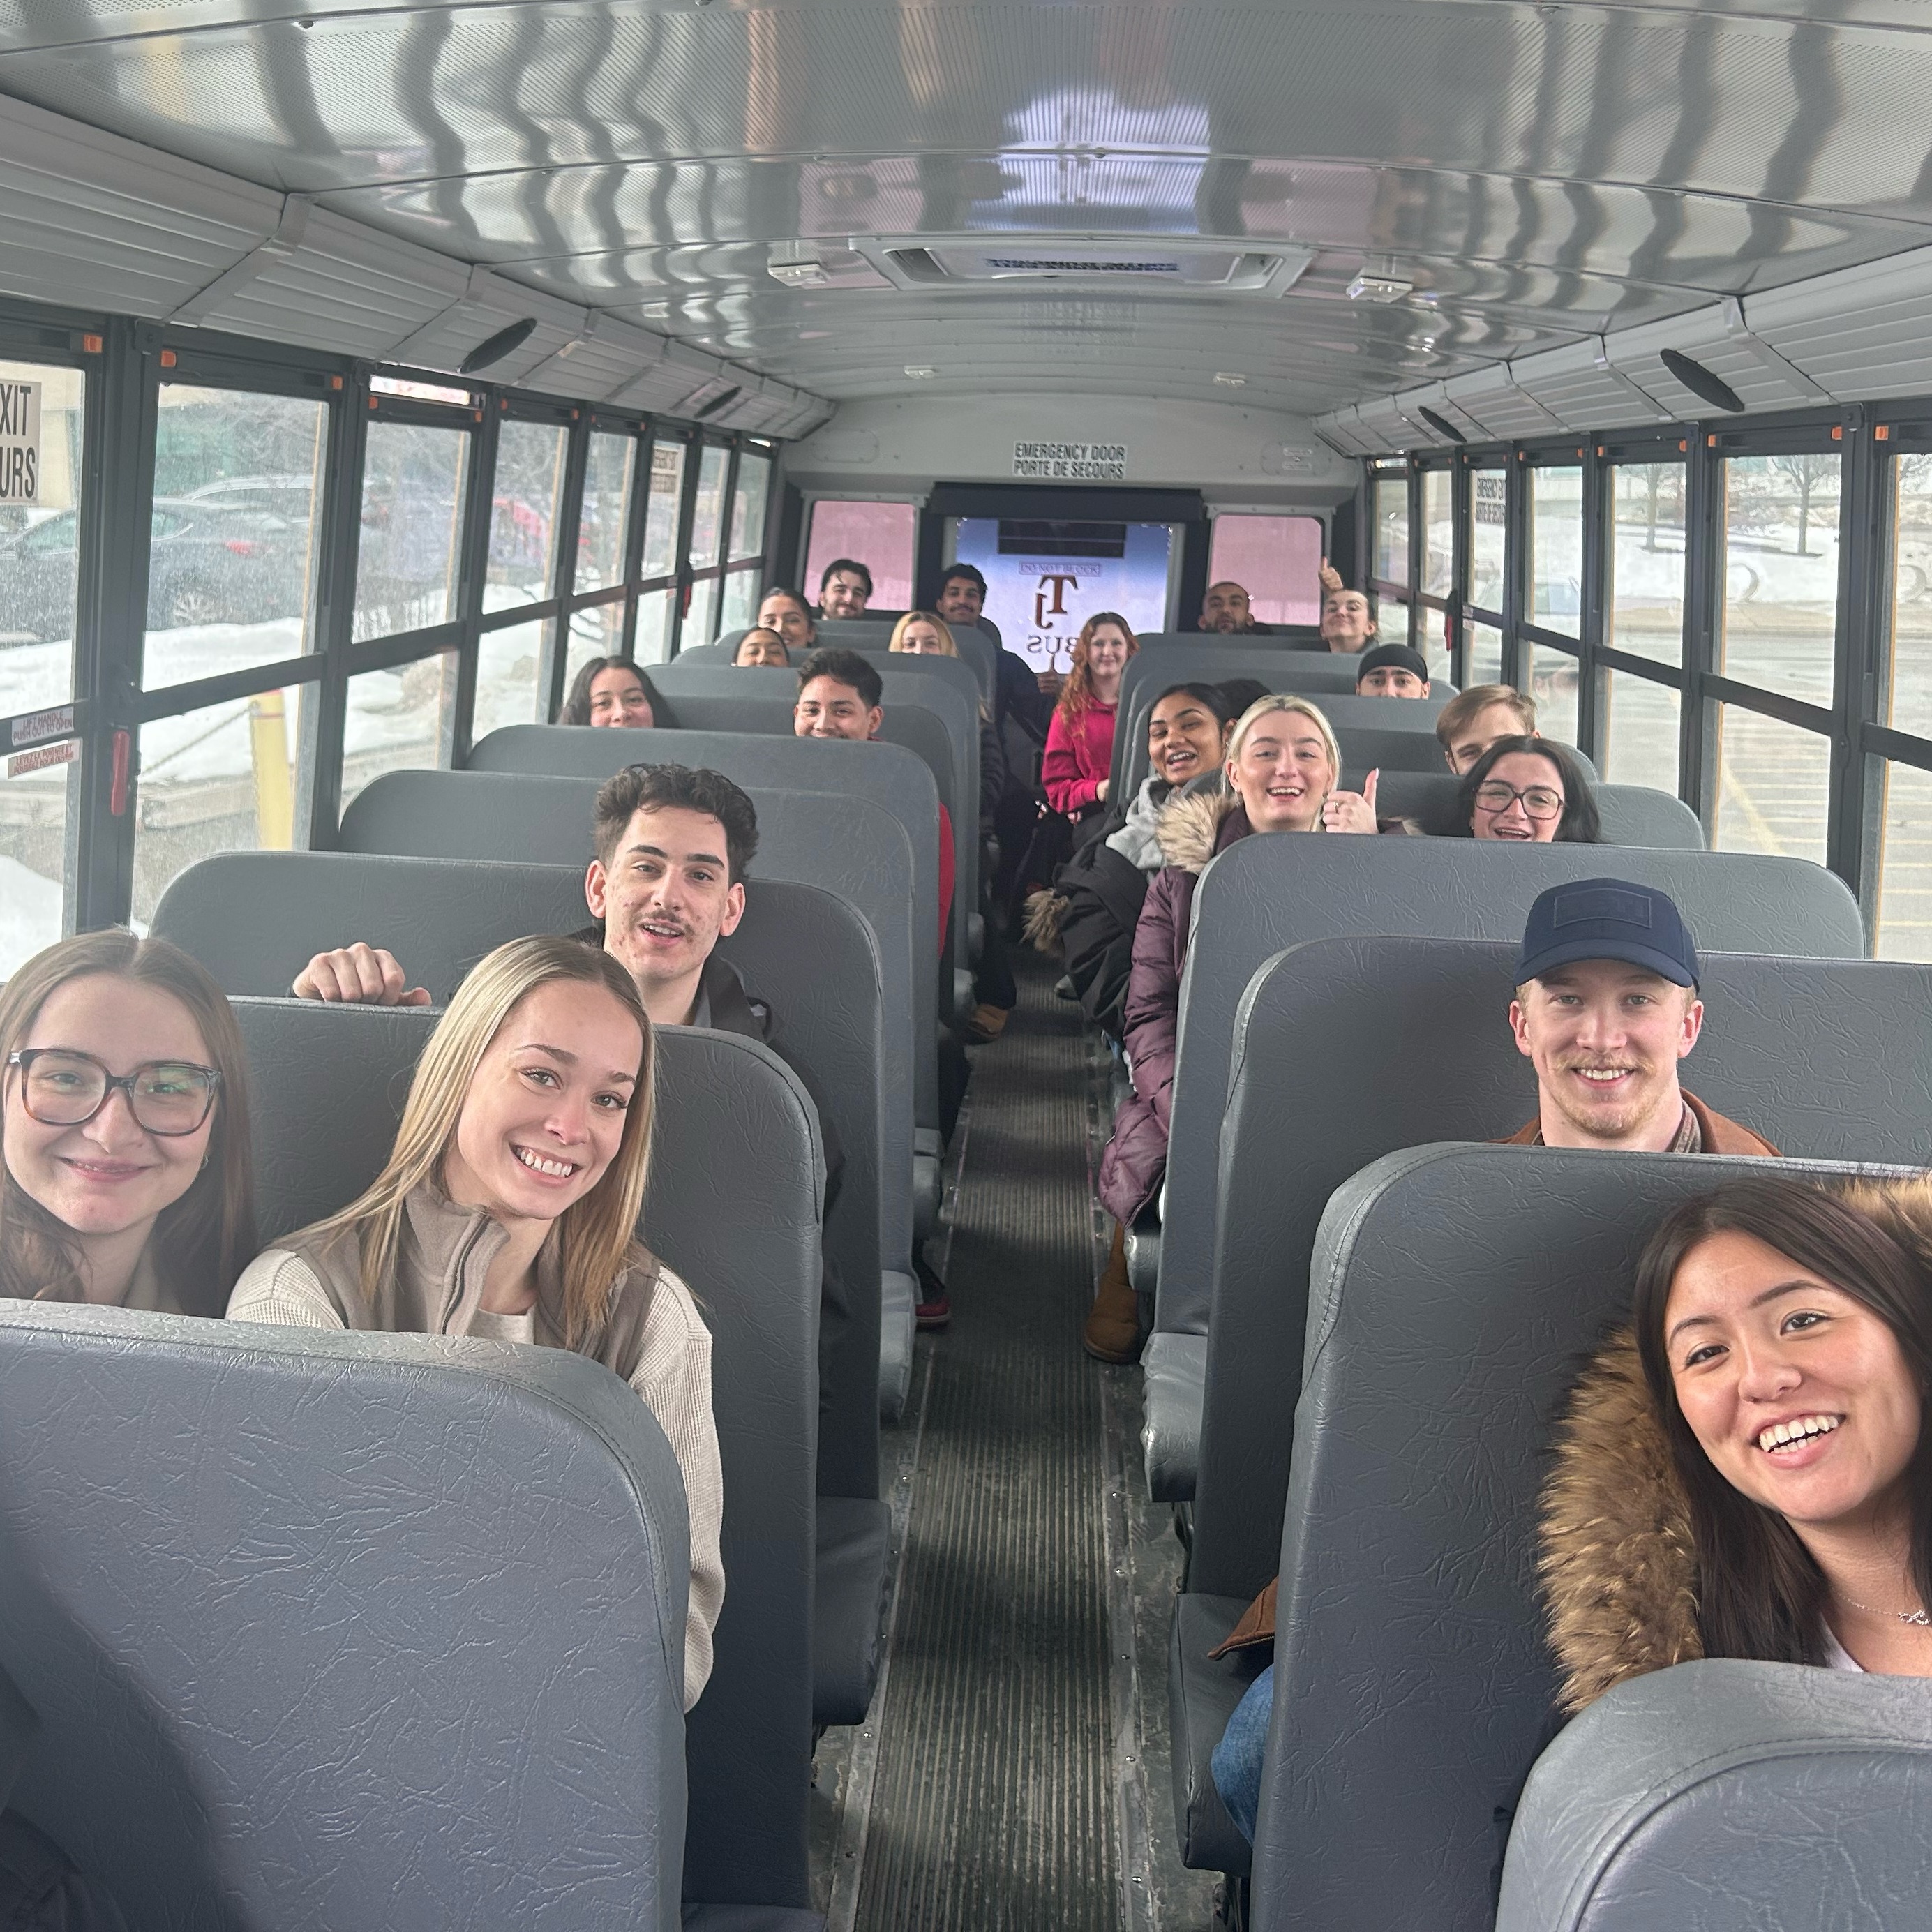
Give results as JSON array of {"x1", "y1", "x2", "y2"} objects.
[{"x1": 1500, "y1": 878, "x2": 1778, "y2": 1153}]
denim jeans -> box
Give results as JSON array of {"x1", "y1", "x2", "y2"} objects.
[{"x1": 1210, "y1": 1663, "x2": 1273, "y2": 1845}]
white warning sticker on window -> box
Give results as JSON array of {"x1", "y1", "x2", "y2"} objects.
[{"x1": 0, "y1": 379, "x2": 41, "y2": 504}]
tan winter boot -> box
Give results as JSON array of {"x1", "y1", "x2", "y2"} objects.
[{"x1": 1083, "y1": 1222, "x2": 1141, "y2": 1363}]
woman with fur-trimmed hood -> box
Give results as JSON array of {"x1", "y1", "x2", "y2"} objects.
[
  {"x1": 1542, "y1": 1172, "x2": 1932, "y2": 1714},
  {"x1": 1084, "y1": 695, "x2": 1381, "y2": 1359}
]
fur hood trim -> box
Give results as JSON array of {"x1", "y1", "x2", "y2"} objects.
[
  {"x1": 1153, "y1": 786, "x2": 1243, "y2": 874},
  {"x1": 1538, "y1": 1326, "x2": 1702, "y2": 1714},
  {"x1": 1024, "y1": 887, "x2": 1068, "y2": 954}
]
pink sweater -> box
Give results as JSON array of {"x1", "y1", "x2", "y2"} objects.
[{"x1": 1043, "y1": 701, "x2": 1118, "y2": 815}]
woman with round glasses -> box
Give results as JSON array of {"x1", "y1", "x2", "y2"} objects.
[
  {"x1": 1, "y1": 930, "x2": 256, "y2": 1315},
  {"x1": 1451, "y1": 734, "x2": 1601, "y2": 844}
]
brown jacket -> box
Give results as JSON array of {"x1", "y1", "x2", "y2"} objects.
[
  {"x1": 1538, "y1": 1327, "x2": 1702, "y2": 1714},
  {"x1": 1500, "y1": 1091, "x2": 1781, "y2": 1158}
]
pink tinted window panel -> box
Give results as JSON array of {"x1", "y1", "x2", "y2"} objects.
[
  {"x1": 1206, "y1": 515, "x2": 1323, "y2": 626},
  {"x1": 804, "y1": 501, "x2": 917, "y2": 609}
]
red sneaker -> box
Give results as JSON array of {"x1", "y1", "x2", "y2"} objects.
[{"x1": 915, "y1": 1293, "x2": 952, "y2": 1331}]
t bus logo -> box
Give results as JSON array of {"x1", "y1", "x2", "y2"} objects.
[{"x1": 1033, "y1": 572, "x2": 1079, "y2": 626}]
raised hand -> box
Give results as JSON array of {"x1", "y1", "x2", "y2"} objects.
[
  {"x1": 1318, "y1": 555, "x2": 1344, "y2": 594},
  {"x1": 292, "y1": 942, "x2": 432, "y2": 1005},
  {"x1": 1321, "y1": 767, "x2": 1380, "y2": 835}
]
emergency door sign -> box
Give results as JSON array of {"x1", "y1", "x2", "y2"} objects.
[{"x1": 0, "y1": 380, "x2": 40, "y2": 504}]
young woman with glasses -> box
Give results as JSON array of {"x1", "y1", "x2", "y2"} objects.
[
  {"x1": 1451, "y1": 734, "x2": 1601, "y2": 844},
  {"x1": 1, "y1": 930, "x2": 256, "y2": 1315}
]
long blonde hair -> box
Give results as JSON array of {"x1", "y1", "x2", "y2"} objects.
[
  {"x1": 0, "y1": 929, "x2": 257, "y2": 1312},
  {"x1": 305, "y1": 936, "x2": 655, "y2": 1345},
  {"x1": 1225, "y1": 694, "x2": 1344, "y2": 814}
]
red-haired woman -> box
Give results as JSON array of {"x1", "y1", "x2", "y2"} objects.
[{"x1": 1042, "y1": 613, "x2": 1137, "y2": 819}]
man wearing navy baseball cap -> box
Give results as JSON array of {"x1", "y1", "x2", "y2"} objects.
[{"x1": 1499, "y1": 878, "x2": 1780, "y2": 1155}]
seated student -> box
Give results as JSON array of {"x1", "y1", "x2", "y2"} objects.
[
  {"x1": 733, "y1": 625, "x2": 789, "y2": 667},
  {"x1": 1354, "y1": 643, "x2": 1432, "y2": 698},
  {"x1": 1208, "y1": 881, "x2": 1781, "y2": 1842},
  {"x1": 936, "y1": 563, "x2": 1057, "y2": 720},
  {"x1": 1198, "y1": 580, "x2": 1270, "y2": 635},
  {"x1": 1043, "y1": 613, "x2": 1137, "y2": 818},
  {"x1": 562, "y1": 656, "x2": 655, "y2": 728},
  {"x1": 793, "y1": 647, "x2": 956, "y2": 1323},
  {"x1": 1502, "y1": 878, "x2": 1779, "y2": 1153},
  {"x1": 1088, "y1": 696, "x2": 1379, "y2": 1361},
  {"x1": 1026, "y1": 682, "x2": 1236, "y2": 1040},
  {"x1": 890, "y1": 611, "x2": 1014, "y2": 1042},
  {"x1": 758, "y1": 587, "x2": 818, "y2": 656},
  {"x1": 1542, "y1": 1172, "x2": 1932, "y2": 1714},
  {"x1": 818, "y1": 557, "x2": 872, "y2": 620},
  {"x1": 1450, "y1": 735, "x2": 1599, "y2": 844},
  {"x1": 1319, "y1": 587, "x2": 1377, "y2": 654},
  {"x1": 794, "y1": 646, "x2": 954, "y2": 961},
  {"x1": 1, "y1": 930, "x2": 255, "y2": 1317},
  {"x1": 234, "y1": 936, "x2": 723, "y2": 1709},
  {"x1": 1435, "y1": 682, "x2": 1538, "y2": 774}
]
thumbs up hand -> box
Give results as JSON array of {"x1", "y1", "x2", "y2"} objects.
[
  {"x1": 1321, "y1": 767, "x2": 1380, "y2": 835},
  {"x1": 1318, "y1": 556, "x2": 1344, "y2": 594}
]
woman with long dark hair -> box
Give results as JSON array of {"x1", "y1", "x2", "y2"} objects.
[
  {"x1": 1542, "y1": 1174, "x2": 1932, "y2": 1711},
  {"x1": 561, "y1": 656, "x2": 655, "y2": 728},
  {"x1": 1, "y1": 929, "x2": 256, "y2": 1316}
]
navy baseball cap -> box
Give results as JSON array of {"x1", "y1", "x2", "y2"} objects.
[
  {"x1": 1355, "y1": 643, "x2": 1430, "y2": 686},
  {"x1": 1516, "y1": 878, "x2": 1700, "y2": 988}
]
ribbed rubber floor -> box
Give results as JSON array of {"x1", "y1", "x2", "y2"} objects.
[{"x1": 854, "y1": 959, "x2": 1122, "y2": 1931}]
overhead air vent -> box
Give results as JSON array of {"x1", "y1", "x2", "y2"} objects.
[
  {"x1": 1418, "y1": 406, "x2": 1467, "y2": 444},
  {"x1": 692, "y1": 384, "x2": 743, "y2": 421},
  {"x1": 859, "y1": 237, "x2": 1313, "y2": 299},
  {"x1": 1660, "y1": 347, "x2": 1746, "y2": 414},
  {"x1": 458, "y1": 317, "x2": 538, "y2": 374}
]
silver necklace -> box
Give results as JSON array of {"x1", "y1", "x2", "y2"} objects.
[{"x1": 1841, "y1": 1594, "x2": 1932, "y2": 1626}]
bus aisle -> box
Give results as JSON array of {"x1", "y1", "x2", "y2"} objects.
[{"x1": 811, "y1": 954, "x2": 1207, "y2": 1929}]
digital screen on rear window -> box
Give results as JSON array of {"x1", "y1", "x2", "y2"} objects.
[{"x1": 950, "y1": 516, "x2": 1175, "y2": 671}]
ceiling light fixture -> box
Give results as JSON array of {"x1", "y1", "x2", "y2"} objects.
[
  {"x1": 1347, "y1": 269, "x2": 1414, "y2": 304},
  {"x1": 768, "y1": 255, "x2": 830, "y2": 289},
  {"x1": 458, "y1": 317, "x2": 538, "y2": 374},
  {"x1": 904, "y1": 364, "x2": 936, "y2": 379},
  {"x1": 1213, "y1": 371, "x2": 1246, "y2": 387},
  {"x1": 639, "y1": 301, "x2": 671, "y2": 320},
  {"x1": 1659, "y1": 347, "x2": 1745, "y2": 414}
]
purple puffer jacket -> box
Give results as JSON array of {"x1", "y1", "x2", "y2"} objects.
[{"x1": 1097, "y1": 791, "x2": 1251, "y2": 1227}]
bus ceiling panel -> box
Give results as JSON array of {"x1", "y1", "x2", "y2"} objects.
[
  {"x1": 1742, "y1": 245, "x2": 1932, "y2": 405},
  {"x1": 0, "y1": 92, "x2": 279, "y2": 320},
  {"x1": 11, "y1": 0, "x2": 1932, "y2": 223}
]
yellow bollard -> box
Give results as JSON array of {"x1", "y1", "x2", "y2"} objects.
[{"x1": 248, "y1": 689, "x2": 295, "y2": 849}]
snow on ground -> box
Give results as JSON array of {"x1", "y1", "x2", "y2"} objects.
[{"x1": 0, "y1": 851, "x2": 62, "y2": 978}]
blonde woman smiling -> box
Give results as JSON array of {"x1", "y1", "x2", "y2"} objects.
[{"x1": 229, "y1": 934, "x2": 723, "y2": 1708}]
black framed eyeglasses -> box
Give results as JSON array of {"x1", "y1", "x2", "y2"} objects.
[
  {"x1": 6, "y1": 1049, "x2": 222, "y2": 1135},
  {"x1": 1473, "y1": 780, "x2": 1565, "y2": 823}
]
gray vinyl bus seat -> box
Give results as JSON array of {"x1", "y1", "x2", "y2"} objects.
[
  {"x1": 1165, "y1": 941, "x2": 1932, "y2": 1874},
  {"x1": 231, "y1": 1000, "x2": 831, "y2": 1914},
  {"x1": 1139, "y1": 837, "x2": 1865, "y2": 1503},
  {"x1": 1371, "y1": 769, "x2": 1706, "y2": 847},
  {"x1": 1496, "y1": 1661, "x2": 1932, "y2": 1932},
  {"x1": 467, "y1": 728, "x2": 952, "y2": 1139},
  {"x1": 0, "y1": 1298, "x2": 691, "y2": 1931},
  {"x1": 713, "y1": 621, "x2": 997, "y2": 705},
  {"x1": 1116, "y1": 689, "x2": 1448, "y2": 798},
  {"x1": 334, "y1": 772, "x2": 934, "y2": 1377},
  {"x1": 1238, "y1": 1146, "x2": 1894, "y2": 1929},
  {"x1": 622, "y1": 690, "x2": 971, "y2": 997},
  {"x1": 646, "y1": 657, "x2": 981, "y2": 955},
  {"x1": 155, "y1": 849, "x2": 898, "y2": 1725}
]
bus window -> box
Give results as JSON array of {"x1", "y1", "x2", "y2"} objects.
[
  {"x1": 354, "y1": 422, "x2": 469, "y2": 642},
  {"x1": 486, "y1": 419, "x2": 569, "y2": 613},
  {"x1": 0, "y1": 358, "x2": 84, "y2": 968},
  {"x1": 1205, "y1": 514, "x2": 1322, "y2": 626},
  {"x1": 1529, "y1": 465, "x2": 1582, "y2": 638},
  {"x1": 142, "y1": 385, "x2": 325, "y2": 689},
  {"x1": 474, "y1": 620, "x2": 548, "y2": 740},
  {"x1": 804, "y1": 501, "x2": 916, "y2": 610},
  {"x1": 1601, "y1": 671, "x2": 1681, "y2": 795},
  {"x1": 342, "y1": 652, "x2": 457, "y2": 813}
]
